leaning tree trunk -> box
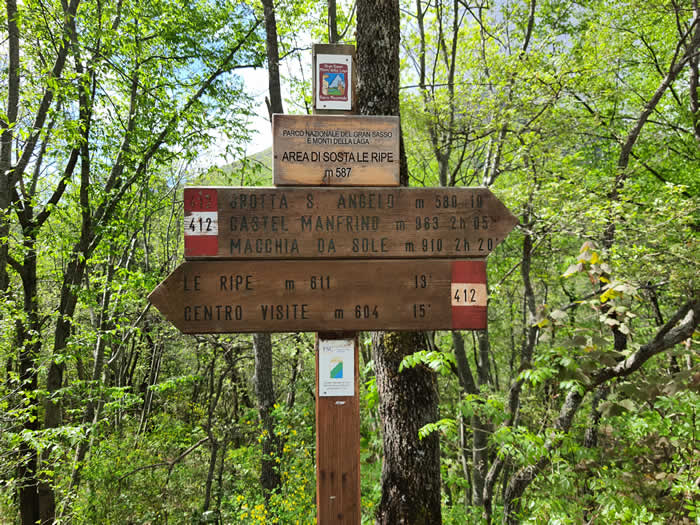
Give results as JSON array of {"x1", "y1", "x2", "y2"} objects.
[{"x1": 357, "y1": 1, "x2": 442, "y2": 522}]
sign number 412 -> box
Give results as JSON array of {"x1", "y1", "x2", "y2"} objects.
[
  {"x1": 189, "y1": 216, "x2": 213, "y2": 232},
  {"x1": 185, "y1": 212, "x2": 218, "y2": 236}
]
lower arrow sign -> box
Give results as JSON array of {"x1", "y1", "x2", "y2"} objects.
[{"x1": 149, "y1": 259, "x2": 487, "y2": 333}]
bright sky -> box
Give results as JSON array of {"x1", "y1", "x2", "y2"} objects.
[
  {"x1": 239, "y1": 45, "x2": 315, "y2": 157},
  {"x1": 196, "y1": 66, "x2": 272, "y2": 171},
  {"x1": 203, "y1": 41, "x2": 315, "y2": 168},
  {"x1": 240, "y1": 66, "x2": 275, "y2": 154}
]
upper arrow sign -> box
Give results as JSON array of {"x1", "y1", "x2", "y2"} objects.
[{"x1": 183, "y1": 186, "x2": 518, "y2": 259}]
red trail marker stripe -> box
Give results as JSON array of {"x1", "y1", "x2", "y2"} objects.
[
  {"x1": 451, "y1": 260, "x2": 487, "y2": 330},
  {"x1": 184, "y1": 188, "x2": 219, "y2": 257}
]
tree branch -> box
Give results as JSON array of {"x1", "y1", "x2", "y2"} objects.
[
  {"x1": 117, "y1": 436, "x2": 209, "y2": 483},
  {"x1": 501, "y1": 296, "x2": 699, "y2": 522},
  {"x1": 618, "y1": 15, "x2": 700, "y2": 171},
  {"x1": 592, "y1": 297, "x2": 699, "y2": 385},
  {"x1": 93, "y1": 17, "x2": 263, "y2": 237},
  {"x1": 10, "y1": 0, "x2": 81, "y2": 186}
]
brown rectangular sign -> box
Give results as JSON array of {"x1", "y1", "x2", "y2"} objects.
[
  {"x1": 272, "y1": 114, "x2": 400, "y2": 186},
  {"x1": 148, "y1": 259, "x2": 487, "y2": 333},
  {"x1": 183, "y1": 186, "x2": 518, "y2": 259}
]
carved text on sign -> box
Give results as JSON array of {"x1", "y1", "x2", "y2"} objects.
[
  {"x1": 273, "y1": 114, "x2": 400, "y2": 186},
  {"x1": 148, "y1": 259, "x2": 487, "y2": 333},
  {"x1": 183, "y1": 187, "x2": 518, "y2": 259}
]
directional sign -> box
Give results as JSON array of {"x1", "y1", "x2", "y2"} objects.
[
  {"x1": 148, "y1": 259, "x2": 487, "y2": 333},
  {"x1": 183, "y1": 186, "x2": 518, "y2": 259},
  {"x1": 272, "y1": 114, "x2": 400, "y2": 186}
]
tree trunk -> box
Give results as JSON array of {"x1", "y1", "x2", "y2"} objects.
[
  {"x1": 357, "y1": 1, "x2": 442, "y2": 522},
  {"x1": 328, "y1": 0, "x2": 338, "y2": 43},
  {"x1": 286, "y1": 336, "x2": 303, "y2": 407},
  {"x1": 356, "y1": 0, "x2": 408, "y2": 181},
  {"x1": 0, "y1": 0, "x2": 20, "y2": 293},
  {"x1": 69, "y1": 260, "x2": 115, "y2": 492},
  {"x1": 371, "y1": 332, "x2": 442, "y2": 525},
  {"x1": 257, "y1": 2, "x2": 284, "y2": 501},
  {"x1": 691, "y1": 0, "x2": 700, "y2": 144},
  {"x1": 202, "y1": 440, "x2": 219, "y2": 513},
  {"x1": 261, "y1": 0, "x2": 283, "y2": 119},
  {"x1": 138, "y1": 342, "x2": 163, "y2": 434},
  {"x1": 15, "y1": 231, "x2": 55, "y2": 524},
  {"x1": 472, "y1": 329, "x2": 491, "y2": 507},
  {"x1": 253, "y1": 333, "x2": 281, "y2": 499}
]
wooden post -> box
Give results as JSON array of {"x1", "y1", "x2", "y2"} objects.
[
  {"x1": 315, "y1": 332, "x2": 361, "y2": 523},
  {"x1": 313, "y1": 43, "x2": 361, "y2": 525}
]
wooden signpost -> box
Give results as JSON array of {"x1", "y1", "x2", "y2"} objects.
[
  {"x1": 150, "y1": 42, "x2": 518, "y2": 525},
  {"x1": 309, "y1": 44, "x2": 363, "y2": 524},
  {"x1": 272, "y1": 114, "x2": 400, "y2": 186},
  {"x1": 147, "y1": 259, "x2": 488, "y2": 333},
  {"x1": 183, "y1": 186, "x2": 517, "y2": 259}
]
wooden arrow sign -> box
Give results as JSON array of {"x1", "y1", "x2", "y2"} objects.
[
  {"x1": 183, "y1": 187, "x2": 518, "y2": 259},
  {"x1": 148, "y1": 259, "x2": 487, "y2": 333}
]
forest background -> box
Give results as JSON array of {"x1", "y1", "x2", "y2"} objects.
[{"x1": 1, "y1": 0, "x2": 699, "y2": 524}]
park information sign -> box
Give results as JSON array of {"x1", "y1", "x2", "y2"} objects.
[
  {"x1": 272, "y1": 114, "x2": 400, "y2": 186},
  {"x1": 318, "y1": 339, "x2": 355, "y2": 397},
  {"x1": 183, "y1": 186, "x2": 517, "y2": 259},
  {"x1": 147, "y1": 259, "x2": 488, "y2": 333},
  {"x1": 315, "y1": 54, "x2": 352, "y2": 111}
]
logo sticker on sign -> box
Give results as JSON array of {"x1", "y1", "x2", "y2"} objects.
[
  {"x1": 315, "y1": 54, "x2": 352, "y2": 111},
  {"x1": 319, "y1": 338, "x2": 354, "y2": 397}
]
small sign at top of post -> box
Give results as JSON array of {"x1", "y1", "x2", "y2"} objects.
[
  {"x1": 313, "y1": 44, "x2": 356, "y2": 113},
  {"x1": 316, "y1": 54, "x2": 352, "y2": 111}
]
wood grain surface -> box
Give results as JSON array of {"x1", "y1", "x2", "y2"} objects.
[
  {"x1": 183, "y1": 186, "x2": 518, "y2": 259},
  {"x1": 148, "y1": 259, "x2": 487, "y2": 333},
  {"x1": 315, "y1": 334, "x2": 361, "y2": 524},
  {"x1": 272, "y1": 114, "x2": 400, "y2": 186}
]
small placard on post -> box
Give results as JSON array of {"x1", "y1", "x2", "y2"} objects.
[
  {"x1": 318, "y1": 339, "x2": 355, "y2": 396},
  {"x1": 313, "y1": 43, "x2": 356, "y2": 113}
]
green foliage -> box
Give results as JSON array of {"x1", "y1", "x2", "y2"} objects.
[
  {"x1": 228, "y1": 403, "x2": 317, "y2": 524},
  {"x1": 1, "y1": 0, "x2": 698, "y2": 522},
  {"x1": 419, "y1": 418, "x2": 458, "y2": 440},
  {"x1": 399, "y1": 0, "x2": 699, "y2": 521},
  {"x1": 400, "y1": 349, "x2": 456, "y2": 376}
]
